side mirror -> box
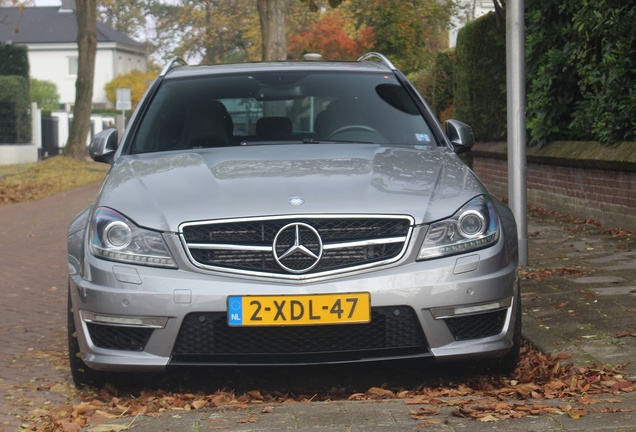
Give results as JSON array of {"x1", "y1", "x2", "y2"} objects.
[
  {"x1": 89, "y1": 128, "x2": 118, "y2": 164},
  {"x1": 445, "y1": 119, "x2": 475, "y2": 154}
]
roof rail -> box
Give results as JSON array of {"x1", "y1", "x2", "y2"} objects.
[
  {"x1": 160, "y1": 58, "x2": 187, "y2": 77},
  {"x1": 357, "y1": 52, "x2": 396, "y2": 71}
]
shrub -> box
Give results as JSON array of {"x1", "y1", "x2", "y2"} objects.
[
  {"x1": 104, "y1": 70, "x2": 157, "y2": 110},
  {"x1": 0, "y1": 43, "x2": 29, "y2": 83},
  {"x1": 454, "y1": 12, "x2": 506, "y2": 141},
  {"x1": 432, "y1": 50, "x2": 455, "y2": 122},
  {"x1": 0, "y1": 75, "x2": 31, "y2": 143},
  {"x1": 30, "y1": 78, "x2": 61, "y2": 111},
  {"x1": 568, "y1": 0, "x2": 636, "y2": 145},
  {"x1": 526, "y1": 0, "x2": 636, "y2": 146}
]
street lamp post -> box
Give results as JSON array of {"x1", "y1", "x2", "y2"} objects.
[{"x1": 506, "y1": 0, "x2": 528, "y2": 265}]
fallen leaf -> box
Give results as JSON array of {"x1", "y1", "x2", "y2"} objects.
[
  {"x1": 366, "y1": 387, "x2": 395, "y2": 398},
  {"x1": 58, "y1": 420, "x2": 82, "y2": 432},
  {"x1": 247, "y1": 390, "x2": 263, "y2": 400},
  {"x1": 191, "y1": 399, "x2": 207, "y2": 410},
  {"x1": 88, "y1": 425, "x2": 129, "y2": 432},
  {"x1": 426, "y1": 418, "x2": 445, "y2": 424},
  {"x1": 410, "y1": 407, "x2": 440, "y2": 420},
  {"x1": 238, "y1": 417, "x2": 258, "y2": 423},
  {"x1": 614, "y1": 332, "x2": 636, "y2": 338}
]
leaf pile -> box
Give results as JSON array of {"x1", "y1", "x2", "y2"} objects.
[
  {"x1": 528, "y1": 205, "x2": 635, "y2": 241},
  {"x1": 19, "y1": 344, "x2": 635, "y2": 431},
  {"x1": 519, "y1": 265, "x2": 590, "y2": 283},
  {"x1": 0, "y1": 156, "x2": 107, "y2": 205}
]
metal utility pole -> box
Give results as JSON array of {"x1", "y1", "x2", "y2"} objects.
[{"x1": 506, "y1": 0, "x2": 528, "y2": 265}]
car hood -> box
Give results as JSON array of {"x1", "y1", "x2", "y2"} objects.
[{"x1": 96, "y1": 144, "x2": 487, "y2": 232}]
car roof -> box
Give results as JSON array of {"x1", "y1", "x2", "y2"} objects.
[{"x1": 163, "y1": 60, "x2": 394, "y2": 80}]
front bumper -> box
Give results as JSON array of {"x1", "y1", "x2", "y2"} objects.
[{"x1": 69, "y1": 231, "x2": 518, "y2": 372}]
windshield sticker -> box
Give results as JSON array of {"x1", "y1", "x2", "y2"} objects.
[{"x1": 415, "y1": 133, "x2": 431, "y2": 142}]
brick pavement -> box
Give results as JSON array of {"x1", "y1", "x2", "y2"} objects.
[
  {"x1": 521, "y1": 219, "x2": 636, "y2": 374},
  {"x1": 0, "y1": 183, "x2": 101, "y2": 429}
]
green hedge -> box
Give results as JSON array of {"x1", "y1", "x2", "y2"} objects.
[
  {"x1": 0, "y1": 76, "x2": 31, "y2": 143},
  {"x1": 0, "y1": 44, "x2": 29, "y2": 84},
  {"x1": 431, "y1": 50, "x2": 455, "y2": 122},
  {"x1": 453, "y1": 12, "x2": 507, "y2": 142},
  {"x1": 526, "y1": 0, "x2": 636, "y2": 146},
  {"x1": 568, "y1": 0, "x2": 636, "y2": 145},
  {"x1": 445, "y1": 2, "x2": 635, "y2": 147}
]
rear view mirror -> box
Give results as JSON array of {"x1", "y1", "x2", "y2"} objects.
[
  {"x1": 445, "y1": 119, "x2": 475, "y2": 154},
  {"x1": 256, "y1": 85, "x2": 305, "y2": 101},
  {"x1": 89, "y1": 128, "x2": 118, "y2": 164}
]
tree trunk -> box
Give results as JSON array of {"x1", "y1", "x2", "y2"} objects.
[
  {"x1": 257, "y1": 0, "x2": 287, "y2": 61},
  {"x1": 203, "y1": 0, "x2": 215, "y2": 64},
  {"x1": 64, "y1": 0, "x2": 97, "y2": 160}
]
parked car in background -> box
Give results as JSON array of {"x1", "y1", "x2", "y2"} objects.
[{"x1": 67, "y1": 53, "x2": 520, "y2": 387}]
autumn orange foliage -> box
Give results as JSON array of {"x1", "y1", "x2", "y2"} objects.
[
  {"x1": 104, "y1": 70, "x2": 158, "y2": 110},
  {"x1": 288, "y1": 11, "x2": 374, "y2": 61}
]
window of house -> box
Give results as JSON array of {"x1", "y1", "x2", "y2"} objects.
[{"x1": 68, "y1": 56, "x2": 78, "y2": 75}]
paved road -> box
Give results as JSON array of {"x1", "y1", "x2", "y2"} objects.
[
  {"x1": 0, "y1": 183, "x2": 101, "y2": 429},
  {"x1": 0, "y1": 183, "x2": 634, "y2": 431}
]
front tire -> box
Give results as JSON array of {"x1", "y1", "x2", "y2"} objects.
[
  {"x1": 481, "y1": 284, "x2": 522, "y2": 375},
  {"x1": 68, "y1": 283, "x2": 108, "y2": 388}
]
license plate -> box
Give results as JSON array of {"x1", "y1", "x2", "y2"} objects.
[{"x1": 227, "y1": 293, "x2": 370, "y2": 326}]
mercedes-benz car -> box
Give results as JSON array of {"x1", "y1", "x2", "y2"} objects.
[{"x1": 67, "y1": 53, "x2": 520, "y2": 387}]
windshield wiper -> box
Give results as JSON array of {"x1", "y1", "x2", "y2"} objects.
[
  {"x1": 302, "y1": 138, "x2": 374, "y2": 144},
  {"x1": 240, "y1": 140, "x2": 300, "y2": 146},
  {"x1": 239, "y1": 139, "x2": 375, "y2": 146}
]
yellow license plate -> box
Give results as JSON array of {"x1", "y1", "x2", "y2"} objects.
[{"x1": 227, "y1": 293, "x2": 370, "y2": 326}]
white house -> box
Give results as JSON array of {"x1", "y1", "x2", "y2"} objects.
[
  {"x1": 0, "y1": 0, "x2": 147, "y2": 109},
  {"x1": 449, "y1": 0, "x2": 496, "y2": 48}
]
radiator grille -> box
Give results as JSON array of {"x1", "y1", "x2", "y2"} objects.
[{"x1": 181, "y1": 216, "x2": 412, "y2": 278}]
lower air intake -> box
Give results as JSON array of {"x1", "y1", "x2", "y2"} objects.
[{"x1": 171, "y1": 306, "x2": 429, "y2": 364}]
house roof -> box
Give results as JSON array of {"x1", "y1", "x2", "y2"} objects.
[{"x1": 0, "y1": 6, "x2": 144, "y2": 50}]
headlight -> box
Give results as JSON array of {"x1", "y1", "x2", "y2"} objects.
[
  {"x1": 417, "y1": 195, "x2": 500, "y2": 260},
  {"x1": 89, "y1": 207, "x2": 177, "y2": 268}
]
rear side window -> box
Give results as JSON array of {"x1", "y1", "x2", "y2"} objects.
[{"x1": 130, "y1": 71, "x2": 437, "y2": 154}]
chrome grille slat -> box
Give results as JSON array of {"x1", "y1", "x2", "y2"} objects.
[
  {"x1": 180, "y1": 215, "x2": 413, "y2": 279},
  {"x1": 322, "y1": 236, "x2": 406, "y2": 250}
]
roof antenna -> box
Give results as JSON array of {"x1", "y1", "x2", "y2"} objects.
[{"x1": 303, "y1": 53, "x2": 322, "y2": 61}]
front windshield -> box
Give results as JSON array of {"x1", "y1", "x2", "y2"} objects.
[{"x1": 130, "y1": 71, "x2": 437, "y2": 154}]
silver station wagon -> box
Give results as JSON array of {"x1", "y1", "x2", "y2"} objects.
[{"x1": 67, "y1": 53, "x2": 520, "y2": 386}]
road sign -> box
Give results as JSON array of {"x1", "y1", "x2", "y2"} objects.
[{"x1": 116, "y1": 88, "x2": 132, "y2": 111}]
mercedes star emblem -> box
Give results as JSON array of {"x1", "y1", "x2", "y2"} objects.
[
  {"x1": 273, "y1": 222, "x2": 323, "y2": 273},
  {"x1": 288, "y1": 196, "x2": 304, "y2": 206}
]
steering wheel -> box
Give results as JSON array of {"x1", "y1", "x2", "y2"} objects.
[{"x1": 326, "y1": 125, "x2": 379, "y2": 140}]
